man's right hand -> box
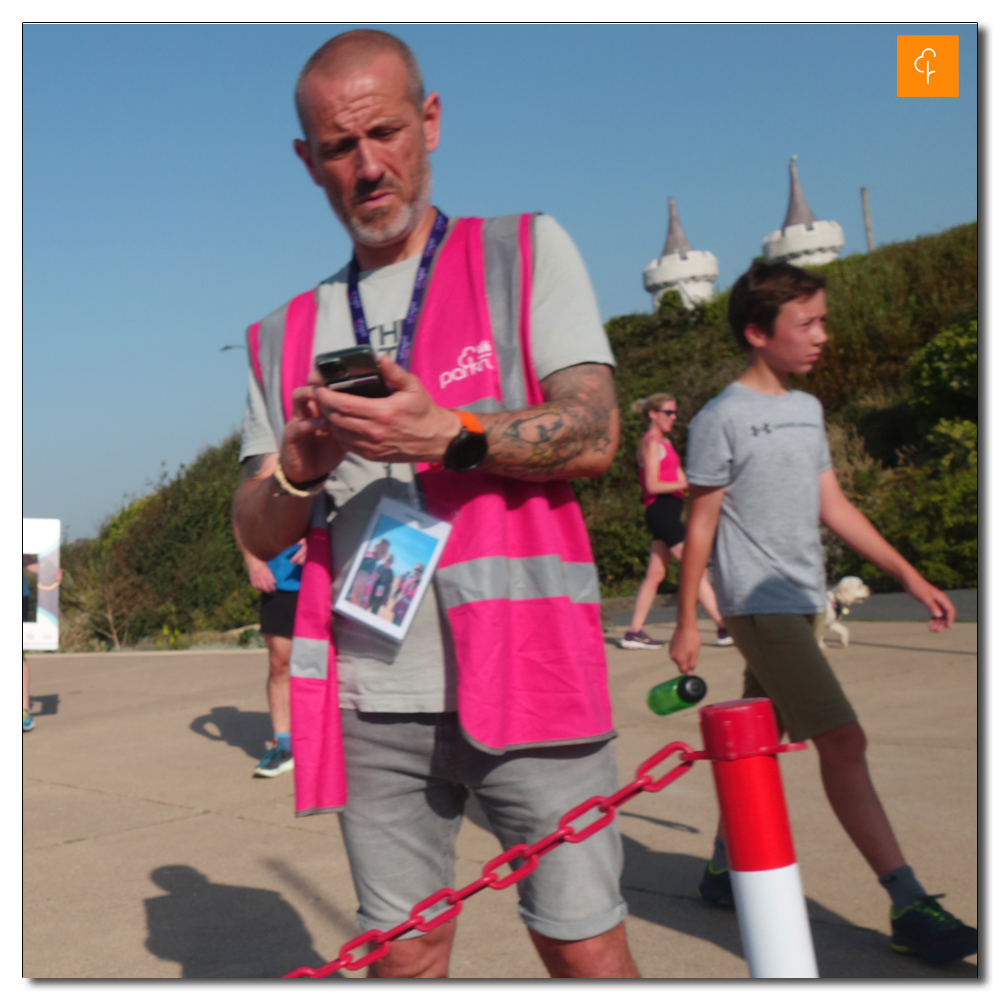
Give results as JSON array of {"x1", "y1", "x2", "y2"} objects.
[
  {"x1": 669, "y1": 622, "x2": 702, "y2": 675},
  {"x1": 280, "y1": 383, "x2": 349, "y2": 483}
]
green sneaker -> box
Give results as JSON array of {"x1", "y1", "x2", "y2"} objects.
[
  {"x1": 890, "y1": 894, "x2": 978, "y2": 963},
  {"x1": 23, "y1": 709, "x2": 35, "y2": 733},
  {"x1": 697, "y1": 860, "x2": 734, "y2": 907}
]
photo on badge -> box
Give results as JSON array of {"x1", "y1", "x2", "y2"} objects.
[{"x1": 334, "y1": 496, "x2": 452, "y2": 642}]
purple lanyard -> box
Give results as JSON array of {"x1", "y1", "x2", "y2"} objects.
[{"x1": 346, "y1": 208, "x2": 449, "y2": 372}]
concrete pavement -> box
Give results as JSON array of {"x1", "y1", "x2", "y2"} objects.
[{"x1": 23, "y1": 619, "x2": 978, "y2": 978}]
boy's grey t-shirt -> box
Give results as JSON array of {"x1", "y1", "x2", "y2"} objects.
[
  {"x1": 685, "y1": 382, "x2": 834, "y2": 617},
  {"x1": 239, "y1": 214, "x2": 615, "y2": 712}
]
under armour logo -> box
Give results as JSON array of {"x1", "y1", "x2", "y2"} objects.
[
  {"x1": 914, "y1": 47, "x2": 936, "y2": 84},
  {"x1": 750, "y1": 424, "x2": 772, "y2": 436}
]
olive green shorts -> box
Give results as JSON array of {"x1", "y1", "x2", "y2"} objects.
[{"x1": 723, "y1": 613, "x2": 858, "y2": 743}]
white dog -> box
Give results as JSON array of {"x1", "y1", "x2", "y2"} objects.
[{"x1": 814, "y1": 576, "x2": 871, "y2": 648}]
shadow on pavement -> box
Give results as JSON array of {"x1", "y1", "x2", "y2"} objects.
[
  {"x1": 621, "y1": 837, "x2": 977, "y2": 979},
  {"x1": 30, "y1": 694, "x2": 60, "y2": 716},
  {"x1": 846, "y1": 641, "x2": 976, "y2": 657},
  {"x1": 189, "y1": 706, "x2": 272, "y2": 760},
  {"x1": 144, "y1": 865, "x2": 336, "y2": 979},
  {"x1": 262, "y1": 858, "x2": 360, "y2": 940}
]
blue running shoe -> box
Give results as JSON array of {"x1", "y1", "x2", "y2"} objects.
[
  {"x1": 23, "y1": 709, "x2": 35, "y2": 733},
  {"x1": 253, "y1": 746, "x2": 293, "y2": 778},
  {"x1": 890, "y1": 894, "x2": 978, "y2": 963}
]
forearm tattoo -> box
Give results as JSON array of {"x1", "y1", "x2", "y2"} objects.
[
  {"x1": 240, "y1": 454, "x2": 271, "y2": 481},
  {"x1": 480, "y1": 363, "x2": 617, "y2": 479}
]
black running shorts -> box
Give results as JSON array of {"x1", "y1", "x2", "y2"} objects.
[
  {"x1": 644, "y1": 494, "x2": 686, "y2": 548},
  {"x1": 260, "y1": 589, "x2": 299, "y2": 639}
]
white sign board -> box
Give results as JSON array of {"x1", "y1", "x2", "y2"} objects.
[{"x1": 23, "y1": 518, "x2": 61, "y2": 651}]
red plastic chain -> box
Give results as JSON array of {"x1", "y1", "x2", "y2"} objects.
[{"x1": 283, "y1": 741, "x2": 694, "y2": 978}]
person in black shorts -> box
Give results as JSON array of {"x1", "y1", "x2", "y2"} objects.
[
  {"x1": 237, "y1": 536, "x2": 305, "y2": 777},
  {"x1": 620, "y1": 394, "x2": 731, "y2": 650}
]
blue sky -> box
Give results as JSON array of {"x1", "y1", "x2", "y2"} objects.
[
  {"x1": 371, "y1": 517, "x2": 439, "y2": 578},
  {"x1": 22, "y1": 23, "x2": 978, "y2": 540}
]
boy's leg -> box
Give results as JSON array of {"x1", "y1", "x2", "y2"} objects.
[
  {"x1": 812, "y1": 721, "x2": 904, "y2": 876},
  {"x1": 707, "y1": 616, "x2": 976, "y2": 961},
  {"x1": 726, "y1": 616, "x2": 905, "y2": 875},
  {"x1": 698, "y1": 613, "x2": 858, "y2": 904}
]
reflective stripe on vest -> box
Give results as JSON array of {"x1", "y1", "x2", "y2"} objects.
[{"x1": 436, "y1": 555, "x2": 601, "y2": 610}]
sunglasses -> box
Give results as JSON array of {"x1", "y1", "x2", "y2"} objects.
[{"x1": 657, "y1": 408, "x2": 678, "y2": 416}]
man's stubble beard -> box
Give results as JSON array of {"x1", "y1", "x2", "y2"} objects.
[{"x1": 335, "y1": 158, "x2": 433, "y2": 249}]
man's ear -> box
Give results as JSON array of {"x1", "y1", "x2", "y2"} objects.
[
  {"x1": 422, "y1": 91, "x2": 442, "y2": 154},
  {"x1": 744, "y1": 323, "x2": 772, "y2": 349},
  {"x1": 293, "y1": 138, "x2": 323, "y2": 187}
]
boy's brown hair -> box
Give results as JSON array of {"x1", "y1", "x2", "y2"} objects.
[{"x1": 728, "y1": 260, "x2": 827, "y2": 350}]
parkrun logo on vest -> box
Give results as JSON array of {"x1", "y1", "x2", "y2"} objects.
[{"x1": 439, "y1": 341, "x2": 496, "y2": 388}]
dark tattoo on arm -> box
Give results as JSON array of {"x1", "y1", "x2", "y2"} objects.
[
  {"x1": 480, "y1": 363, "x2": 618, "y2": 479},
  {"x1": 240, "y1": 454, "x2": 272, "y2": 481}
]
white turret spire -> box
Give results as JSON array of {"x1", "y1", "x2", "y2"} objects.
[
  {"x1": 763, "y1": 157, "x2": 844, "y2": 267},
  {"x1": 643, "y1": 197, "x2": 718, "y2": 309}
]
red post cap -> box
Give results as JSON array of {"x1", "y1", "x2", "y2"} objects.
[{"x1": 698, "y1": 698, "x2": 781, "y2": 761}]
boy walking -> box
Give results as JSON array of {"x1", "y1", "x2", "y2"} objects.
[{"x1": 669, "y1": 261, "x2": 977, "y2": 964}]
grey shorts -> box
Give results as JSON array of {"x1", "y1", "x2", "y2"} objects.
[{"x1": 337, "y1": 710, "x2": 627, "y2": 942}]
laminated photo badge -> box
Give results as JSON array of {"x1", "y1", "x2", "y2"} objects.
[{"x1": 334, "y1": 496, "x2": 452, "y2": 642}]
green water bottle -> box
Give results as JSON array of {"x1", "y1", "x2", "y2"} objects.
[{"x1": 646, "y1": 675, "x2": 707, "y2": 716}]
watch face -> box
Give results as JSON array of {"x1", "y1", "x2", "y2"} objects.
[{"x1": 448, "y1": 429, "x2": 488, "y2": 471}]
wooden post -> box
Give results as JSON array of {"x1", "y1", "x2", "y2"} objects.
[{"x1": 861, "y1": 186, "x2": 875, "y2": 252}]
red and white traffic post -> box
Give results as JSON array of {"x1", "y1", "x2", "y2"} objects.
[{"x1": 696, "y1": 698, "x2": 818, "y2": 978}]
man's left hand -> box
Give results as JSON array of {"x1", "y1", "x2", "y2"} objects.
[{"x1": 313, "y1": 355, "x2": 461, "y2": 464}]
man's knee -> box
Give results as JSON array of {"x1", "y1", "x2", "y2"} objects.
[
  {"x1": 264, "y1": 636, "x2": 292, "y2": 678},
  {"x1": 528, "y1": 921, "x2": 639, "y2": 978},
  {"x1": 368, "y1": 922, "x2": 455, "y2": 978},
  {"x1": 813, "y1": 720, "x2": 867, "y2": 763},
  {"x1": 268, "y1": 656, "x2": 290, "y2": 681}
]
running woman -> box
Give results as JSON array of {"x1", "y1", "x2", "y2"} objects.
[{"x1": 619, "y1": 394, "x2": 732, "y2": 650}]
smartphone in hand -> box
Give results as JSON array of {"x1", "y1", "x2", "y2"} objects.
[{"x1": 315, "y1": 347, "x2": 393, "y2": 398}]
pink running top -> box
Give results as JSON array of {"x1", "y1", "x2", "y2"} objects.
[{"x1": 638, "y1": 433, "x2": 686, "y2": 507}]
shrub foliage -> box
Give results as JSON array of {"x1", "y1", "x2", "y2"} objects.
[
  {"x1": 62, "y1": 434, "x2": 258, "y2": 647},
  {"x1": 60, "y1": 223, "x2": 977, "y2": 646},
  {"x1": 573, "y1": 222, "x2": 977, "y2": 596}
]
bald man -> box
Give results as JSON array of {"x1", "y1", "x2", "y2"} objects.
[{"x1": 233, "y1": 30, "x2": 637, "y2": 978}]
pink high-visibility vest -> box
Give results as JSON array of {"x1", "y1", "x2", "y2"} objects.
[{"x1": 247, "y1": 214, "x2": 614, "y2": 816}]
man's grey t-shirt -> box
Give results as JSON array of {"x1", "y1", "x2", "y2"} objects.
[
  {"x1": 685, "y1": 382, "x2": 834, "y2": 617},
  {"x1": 239, "y1": 214, "x2": 615, "y2": 712}
]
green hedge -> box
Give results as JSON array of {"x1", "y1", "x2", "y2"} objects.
[
  {"x1": 63, "y1": 434, "x2": 258, "y2": 647},
  {"x1": 63, "y1": 222, "x2": 977, "y2": 645},
  {"x1": 573, "y1": 222, "x2": 978, "y2": 595}
]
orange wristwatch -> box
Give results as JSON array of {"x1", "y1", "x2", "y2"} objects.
[{"x1": 443, "y1": 411, "x2": 488, "y2": 471}]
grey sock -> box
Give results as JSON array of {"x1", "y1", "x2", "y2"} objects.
[
  {"x1": 710, "y1": 836, "x2": 729, "y2": 872},
  {"x1": 879, "y1": 865, "x2": 927, "y2": 911}
]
